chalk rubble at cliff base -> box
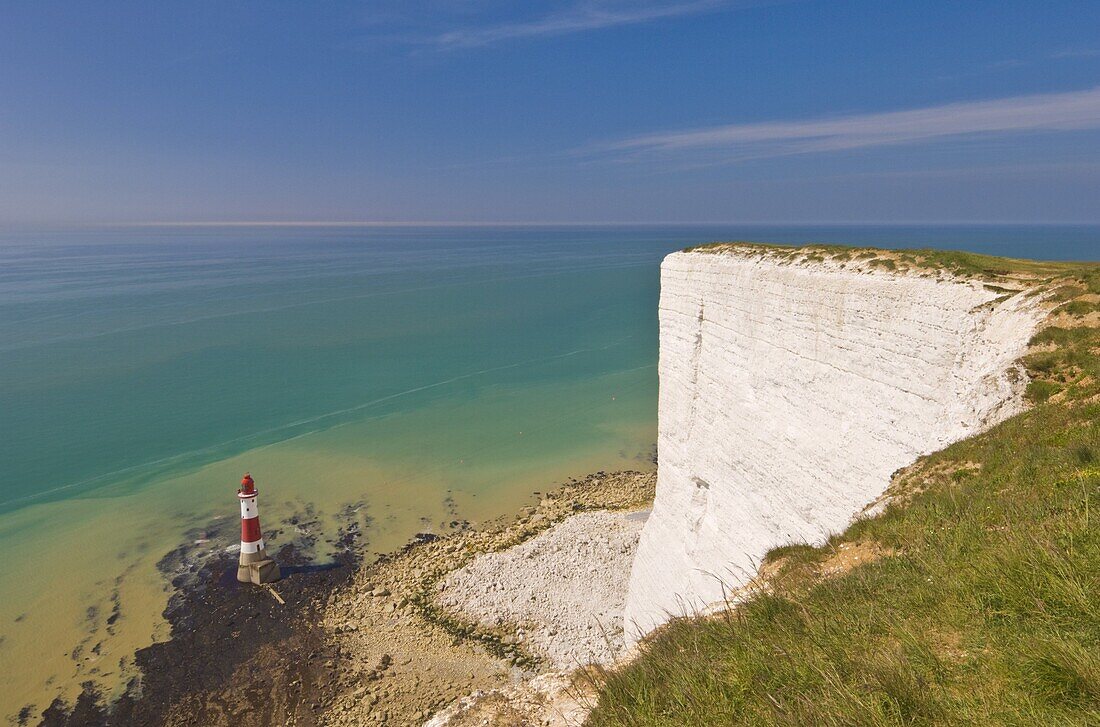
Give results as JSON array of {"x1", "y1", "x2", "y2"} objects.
[
  {"x1": 321, "y1": 471, "x2": 655, "y2": 727},
  {"x1": 437, "y1": 509, "x2": 648, "y2": 670},
  {"x1": 424, "y1": 671, "x2": 593, "y2": 727},
  {"x1": 425, "y1": 508, "x2": 650, "y2": 727}
]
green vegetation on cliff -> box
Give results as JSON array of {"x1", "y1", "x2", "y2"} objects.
[{"x1": 588, "y1": 249, "x2": 1100, "y2": 726}]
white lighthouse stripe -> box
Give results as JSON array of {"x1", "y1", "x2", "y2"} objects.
[
  {"x1": 240, "y1": 538, "x2": 265, "y2": 554},
  {"x1": 240, "y1": 497, "x2": 258, "y2": 519}
]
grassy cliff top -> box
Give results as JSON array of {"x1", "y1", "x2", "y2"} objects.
[
  {"x1": 587, "y1": 250, "x2": 1100, "y2": 726},
  {"x1": 682, "y1": 240, "x2": 1100, "y2": 293}
]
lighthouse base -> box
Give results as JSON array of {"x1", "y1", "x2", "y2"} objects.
[
  {"x1": 238, "y1": 547, "x2": 281, "y2": 584},
  {"x1": 238, "y1": 559, "x2": 282, "y2": 585}
]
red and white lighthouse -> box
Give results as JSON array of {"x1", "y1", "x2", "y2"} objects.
[{"x1": 236, "y1": 472, "x2": 281, "y2": 584}]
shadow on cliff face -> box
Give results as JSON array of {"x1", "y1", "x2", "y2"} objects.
[{"x1": 35, "y1": 541, "x2": 357, "y2": 727}]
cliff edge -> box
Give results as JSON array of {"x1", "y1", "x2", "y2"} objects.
[{"x1": 624, "y1": 246, "x2": 1047, "y2": 641}]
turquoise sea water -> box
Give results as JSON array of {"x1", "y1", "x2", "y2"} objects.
[
  {"x1": 0, "y1": 223, "x2": 1097, "y2": 714},
  {"x1": 4, "y1": 224, "x2": 1098, "y2": 512},
  {"x1": 0, "y1": 227, "x2": 670, "y2": 512}
]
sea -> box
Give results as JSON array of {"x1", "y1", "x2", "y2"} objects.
[{"x1": 1, "y1": 223, "x2": 1097, "y2": 716}]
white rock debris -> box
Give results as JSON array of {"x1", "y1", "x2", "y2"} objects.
[
  {"x1": 438, "y1": 509, "x2": 648, "y2": 669},
  {"x1": 623, "y1": 250, "x2": 1047, "y2": 642},
  {"x1": 424, "y1": 672, "x2": 592, "y2": 727}
]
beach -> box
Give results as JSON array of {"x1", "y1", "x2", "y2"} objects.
[
  {"x1": 0, "y1": 227, "x2": 665, "y2": 719},
  {"x1": 35, "y1": 470, "x2": 655, "y2": 726},
  {"x1": 322, "y1": 470, "x2": 654, "y2": 726}
]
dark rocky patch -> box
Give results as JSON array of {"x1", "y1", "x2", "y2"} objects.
[
  {"x1": 39, "y1": 682, "x2": 108, "y2": 727},
  {"x1": 35, "y1": 507, "x2": 366, "y2": 727},
  {"x1": 37, "y1": 547, "x2": 356, "y2": 727}
]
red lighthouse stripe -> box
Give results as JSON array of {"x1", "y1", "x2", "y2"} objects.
[{"x1": 241, "y1": 516, "x2": 263, "y2": 543}]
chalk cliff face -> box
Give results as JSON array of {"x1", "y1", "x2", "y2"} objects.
[{"x1": 623, "y1": 249, "x2": 1045, "y2": 642}]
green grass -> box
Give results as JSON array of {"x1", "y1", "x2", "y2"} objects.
[
  {"x1": 1057, "y1": 300, "x2": 1100, "y2": 317},
  {"x1": 587, "y1": 253, "x2": 1100, "y2": 726},
  {"x1": 682, "y1": 241, "x2": 1099, "y2": 286}
]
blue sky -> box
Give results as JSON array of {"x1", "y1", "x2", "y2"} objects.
[{"x1": 2, "y1": 0, "x2": 1100, "y2": 224}]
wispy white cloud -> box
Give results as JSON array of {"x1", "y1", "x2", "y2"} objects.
[
  {"x1": 427, "y1": 0, "x2": 738, "y2": 50},
  {"x1": 592, "y1": 86, "x2": 1100, "y2": 163},
  {"x1": 931, "y1": 45, "x2": 1100, "y2": 82},
  {"x1": 1051, "y1": 47, "x2": 1100, "y2": 59}
]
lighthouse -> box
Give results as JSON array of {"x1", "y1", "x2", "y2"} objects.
[{"x1": 237, "y1": 472, "x2": 281, "y2": 584}]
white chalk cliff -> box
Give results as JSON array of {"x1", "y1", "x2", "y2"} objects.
[{"x1": 623, "y1": 248, "x2": 1045, "y2": 642}]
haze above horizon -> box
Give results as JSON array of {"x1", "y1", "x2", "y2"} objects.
[{"x1": 3, "y1": 1, "x2": 1100, "y2": 225}]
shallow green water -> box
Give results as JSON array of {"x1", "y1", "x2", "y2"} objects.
[
  {"x1": 0, "y1": 226, "x2": 674, "y2": 714},
  {"x1": 0, "y1": 228, "x2": 669, "y2": 511}
]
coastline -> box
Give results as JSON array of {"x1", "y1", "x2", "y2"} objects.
[
  {"x1": 323, "y1": 470, "x2": 655, "y2": 726},
  {"x1": 18, "y1": 242, "x2": 1098, "y2": 727},
  {"x1": 35, "y1": 530, "x2": 361, "y2": 726},
  {"x1": 32, "y1": 469, "x2": 655, "y2": 726},
  {"x1": 0, "y1": 227, "x2": 663, "y2": 720},
  {"x1": 1, "y1": 417, "x2": 657, "y2": 721}
]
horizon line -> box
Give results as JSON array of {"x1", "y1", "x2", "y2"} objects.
[{"x1": 7, "y1": 219, "x2": 1100, "y2": 229}]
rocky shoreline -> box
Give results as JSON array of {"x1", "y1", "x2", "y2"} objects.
[
  {"x1": 322, "y1": 470, "x2": 655, "y2": 726},
  {"x1": 31, "y1": 470, "x2": 655, "y2": 727},
  {"x1": 36, "y1": 543, "x2": 356, "y2": 727}
]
